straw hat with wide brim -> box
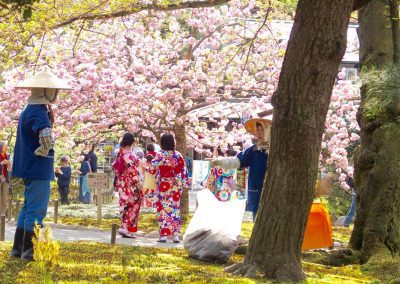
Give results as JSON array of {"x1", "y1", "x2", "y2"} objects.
[
  {"x1": 15, "y1": 70, "x2": 73, "y2": 90},
  {"x1": 244, "y1": 117, "x2": 273, "y2": 135}
]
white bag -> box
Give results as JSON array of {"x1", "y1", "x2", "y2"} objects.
[{"x1": 183, "y1": 189, "x2": 246, "y2": 262}]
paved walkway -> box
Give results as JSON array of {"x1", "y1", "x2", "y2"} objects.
[
  {"x1": 3, "y1": 189, "x2": 199, "y2": 248},
  {"x1": 4, "y1": 221, "x2": 183, "y2": 248},
  {"x1": 3, "y1": 189, "x2": 252, "y2": 248}
]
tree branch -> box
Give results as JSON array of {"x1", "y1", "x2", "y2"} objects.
[
  {"x1": 33, "y1": 31, "x2": 47, "y2": 73},
  {"x1": 242, "y1": 5, "x2": 271, "y2": 73},
  {"x1": 53, "y1": 0, "x2": 231, "y2": 29}
]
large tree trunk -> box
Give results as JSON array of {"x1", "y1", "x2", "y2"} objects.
[
  {"x1": 174, "y1": 122, "x2": 189, "y2": 221},
  {"x1": 226, "y1": 0, "x2": 354, "y2": 281},
  {"x1": 349, "y1": 0, "x2": 400, "y2": 263}
]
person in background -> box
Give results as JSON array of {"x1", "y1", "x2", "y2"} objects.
[
  {"x1": 185, "y1": 153, "x2": 192, "y2": 178},
  {"x1": 210, "y1": 117, "x2": 272, "y2": 221},
  {"x1": 55, "y1": 156, "x2": 71, "y2": 205},
  {"x1": 113, "y1": 132, "x2": 142, "y2": 238},
  {"x1": 142, "y1": 153, "x2": 157, "y2": 208},
  {"x1": 344, "y1": 175, "x2": 356, "y2": 227},
  {"x1": 78, "y1": 154, "x2": 91, "y2": 204},
  {"x1": 10, "y1": 70, "x2": 72, "y2": 260},
  {"x1": 146, "y1": 143, "x2": 157, "y2": 158},
  {"x1": 152, "y1": 133, "x2": 189, "y2": 243},
  {"x1": 0, "y1": 141, "x2": 11, "y2": 216},
  {"x1": 132, "y1": 139, "x2": 144, "y2": 158},
  {"x1": 85, "y1": 142, "x2": 97, "y2": 173},
  {"x1": 88, "y1": 143, "x2": 98, "y2": 202}
]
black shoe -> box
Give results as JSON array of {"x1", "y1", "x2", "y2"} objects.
[
  {"x1": 10, "y1": 227, "x2": 24, "y2": 258},
  {"x1": 157, "y1": 239, "x2": 167, "y2": 243},
  {"x1": 21, "y1": 230, "x2": 35, "y2": 261},
  {"x1": 173, "y1": 240, "x2": 180, "y2": 244}
]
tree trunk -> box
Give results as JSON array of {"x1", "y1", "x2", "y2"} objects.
[
  {"x1": 349, "y1": 0, "x2": 400, "y2": 263},
  {"x1": 226, "y1": 0, "x2": 354, "y2": 281},
  {"x1": 174, "y1": 122, "x2": 189, "y2": 221}
]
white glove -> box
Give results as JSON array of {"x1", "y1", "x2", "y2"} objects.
[{"x1": 210, "y1": 157, "x2": 240, "y2": 170}]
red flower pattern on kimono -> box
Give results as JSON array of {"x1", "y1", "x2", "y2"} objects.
[
  {"x1": 114, "y1": 148, "x2": 142, "y2": 233},
  {"x1": 151, "y1": 150, "x2": 189, "y2": 236}
]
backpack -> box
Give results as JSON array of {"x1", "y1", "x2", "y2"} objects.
[{"x1": 113, "y1": 152, "x2": 126, "y2": 176}]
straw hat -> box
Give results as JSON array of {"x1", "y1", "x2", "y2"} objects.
[
  {"x1": 15, "y1": 70, "x2": 72, "y2": 90},
  {"x1": 244, "y1": 116, "x2": 273, "y2": 135}
]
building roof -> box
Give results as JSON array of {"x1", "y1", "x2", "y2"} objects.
[
  {"x1": 189, "y1": 100, "x2": 273, "y2": 120},
  {"x1": 271, "y1": 21, "x2": 359, "y2": 63}
]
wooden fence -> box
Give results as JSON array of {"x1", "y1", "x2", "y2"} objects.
[{"x1": 0, "y1": 174, "x2": 116, "y2": 241}]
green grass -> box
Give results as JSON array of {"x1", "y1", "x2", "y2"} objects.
[
  {"x1": 34, "y1": 214, "x2": 399, "y2": 283},
  {"x1": 332, "y1": 226, "x2": 353, "y2": 243},
  {"x1": 362, "y1": 248, "x2": 400, "y2": 282},
  {"x1": 0, "y1": 242, "x2": 258, "y2": 284},
  {"x1": 44, "y1": 213, "x2": 188, "y2": 233},
  {"x1": 0, "y1": 240, "x2": 389, "y2": 283}
]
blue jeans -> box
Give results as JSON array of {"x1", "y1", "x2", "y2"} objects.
[
  {"x1": 17, "y1": 179, "x2": 51, "y2": 231},
  {"x1": 344, "y1": 193, "x2": 356, "y2": 227}
]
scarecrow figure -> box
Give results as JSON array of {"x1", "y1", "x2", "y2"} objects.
[
  {"x1": 210, "y1": 117, "x2": 272, "y2": 220},
  {"x1": 10, "y1": 70, "x2": 72, "y2": 260}
]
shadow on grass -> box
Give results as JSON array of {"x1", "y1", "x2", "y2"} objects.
[{"x1": 0, "y1": 245, "x2": 34, "y2": 284}]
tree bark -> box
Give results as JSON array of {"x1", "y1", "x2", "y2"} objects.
[
  {"x1": 226, "y1": 0, "x2": 354, "y2": 281},
  {"x1": 350, "y1": 0, "x2": 400, "y2": 263},
  {"x1": 174, "y1": 122, "x2": 189, "y2": 221}
]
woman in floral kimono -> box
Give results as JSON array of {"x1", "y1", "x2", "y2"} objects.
[
  {"x1": 113, "y1": 132, "x2": 142, "y2": 238},
  {"x1": 152, "y1": 133, "x2": 189, "y2": 243}
]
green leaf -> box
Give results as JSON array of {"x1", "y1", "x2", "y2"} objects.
[{"x1": 23, "y1": 7, "x2": 32, "y2": 20}]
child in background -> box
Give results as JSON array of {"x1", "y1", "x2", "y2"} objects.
[
  {"x1": 0, "y1": 141, "x2": 11, "y2": 216},
  {"x1": 55, "y1": 156, "x2": 71, "y2": 205}
]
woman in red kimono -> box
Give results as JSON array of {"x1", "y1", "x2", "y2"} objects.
[
  {"x1": 113, "y1": 132, "x2": 142, "y2": 238},
  {"x1": 152, "y1": 134, "x2": 189, "y2": 243}
]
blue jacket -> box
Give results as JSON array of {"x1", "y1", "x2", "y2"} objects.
[
  {"x1": 55, "y1": 166, "x2": 71, "y2": 187},
  {"x1": 237, "y1": 144, "x2": 268, "y2": 214},
  {"x1": 12, "y1": 105, "x2": 54, "y2": 180},
  {"x1": 80, "y1": 161, "x2": 91, "y2": 176},
  {"x1": 88, "y1": 151, "x2": 97, "y2": 172}
]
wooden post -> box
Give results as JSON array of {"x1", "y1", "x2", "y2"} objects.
[
  {"x1": 0, "y1": 215, "x2": 5, "y2": 241},
  {"x1": 54, "y1": 199, "x2": 59, "y2": 224},
  {"x1": 15, "y1": 200, "x2": 20, "y2": 222},
  {"x1": 111, "y1": 223, "x2": 118, "y2": 244},
  {"x1": 97, "y1": 189, "x2": 102, "y2": 224}
]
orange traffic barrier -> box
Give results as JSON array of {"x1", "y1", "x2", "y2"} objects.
[{"x1": 302, "y1": 202, "x2": 333, "y2": 251}]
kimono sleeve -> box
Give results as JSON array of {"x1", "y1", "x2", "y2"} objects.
[
  {"x1": 236, "y1": 145, "x2": 254, "y2": 169},
  {"x1": 151, "y1": 152, "x2": 164, "y2": 168},
  {"x1": 123, "y1": 152, "x2": 139, "y2": 168}
]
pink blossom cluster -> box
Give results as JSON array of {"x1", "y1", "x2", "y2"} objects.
[{"x1": 0, "y1": 1, "x2": 360, "y2": 190}]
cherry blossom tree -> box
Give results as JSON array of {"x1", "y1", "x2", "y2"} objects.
[{"x1": 1, "y1": 0, "x2": 286, "y2": 216}]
